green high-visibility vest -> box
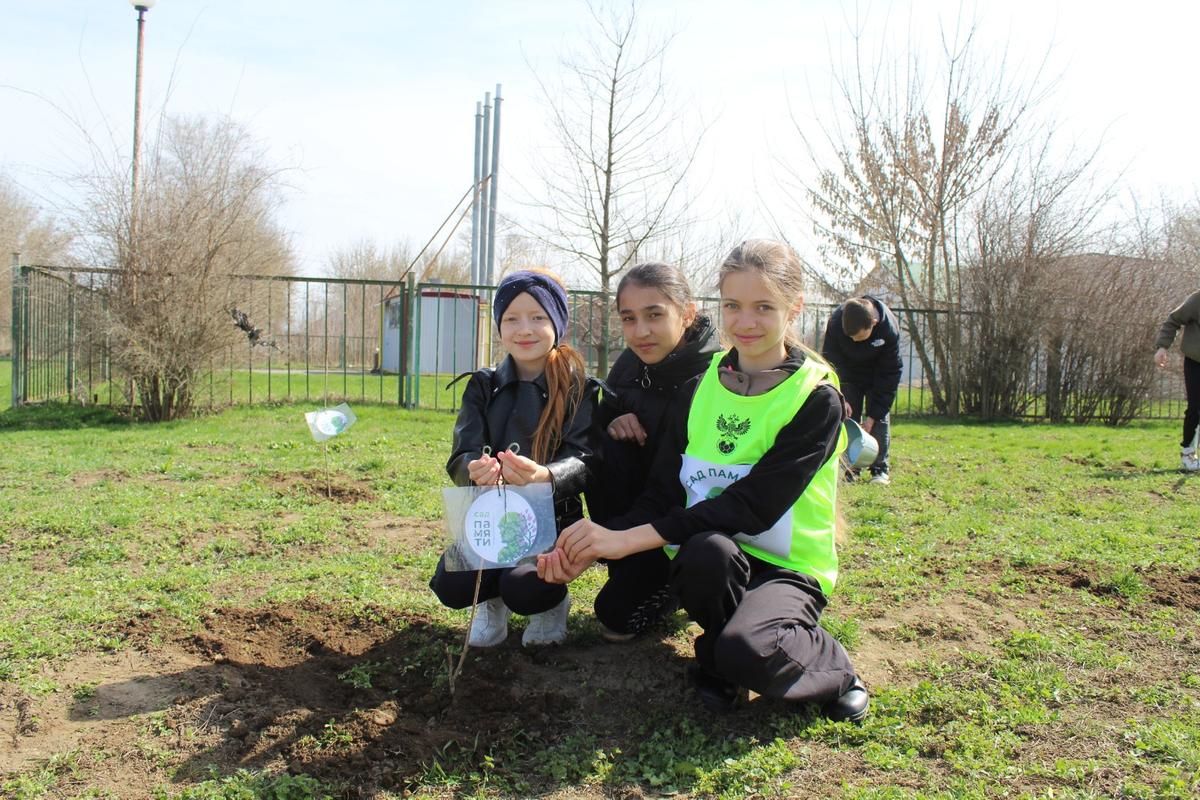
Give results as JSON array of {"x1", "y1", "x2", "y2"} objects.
[{"x1": 675, "y1": 351, "x2": 846, "y2": 595}]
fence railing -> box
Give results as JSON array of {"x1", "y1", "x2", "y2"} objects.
[{"x1": 6, "y1": 262, "x2": 1188, "y2": 421}]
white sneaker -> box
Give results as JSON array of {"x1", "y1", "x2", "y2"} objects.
[
  {"x1": 468, "y1": 597, "x2": 511, "y2": 648},
  {"x1": 868, "y1": 472, "x2": 891, "y2": 485},
  {"x1": 1182, "y1": 448, "x2": 1200, "y2": 473},
  {"x1": 522, "y1": 595, "x2": 571, "y2": 647}
]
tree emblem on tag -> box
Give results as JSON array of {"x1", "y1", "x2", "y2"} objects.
[
  {"x1": 464, "y1": 490, "x2": 538, "y2": 564},
  {"x1": 716, "y1": 413, "x2": 751, "y2": 454}
]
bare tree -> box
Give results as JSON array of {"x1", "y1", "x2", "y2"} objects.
[
  {"x1": 0, "y1": 177, "x2": 74, "y2": 355},
  {"x1": 79, "y1": 115, "x2": 293, "y2": 420},
  {"x1": 799, "y1": 17, "x2": 1043, "y2": 416},
  {"x1": 525, "y1": 0, "x2": 703, "y2": 374}
]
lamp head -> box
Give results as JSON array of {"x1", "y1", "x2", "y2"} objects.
[{"x1": 130, "y1": 0, "x2": 157, "y2": 10}]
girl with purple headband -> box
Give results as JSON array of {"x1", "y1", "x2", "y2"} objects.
[{"x1": 430, "y1": 269, "x2": 598, "y2": 647}]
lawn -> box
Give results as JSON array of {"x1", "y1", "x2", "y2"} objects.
[
  {"x1": 1, "y1": 357, "x2": 11, "y2": 411},
  {"x1": 1, "y1": 403, "x2": 1198, "y2": 799},
  {"x1": 30, "y1": 367, "x2": 467, "y2": 414}
]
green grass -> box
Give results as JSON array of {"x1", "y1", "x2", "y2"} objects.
[
  {"x1": 153, "y1": 769, "x2": 333, "y2": 799},
  {"x1": 1, "y1": 356, "x2": 11, "y2": 411},
  {"x1": 51, "y1": 368, "x2": 466, "y2": 414},
  {"x1": 2, "y1": 406, "x2": 1199, "y2": 797},
  {"x1": 0, "y1": 403, "x2": 453, "y2": 684}
]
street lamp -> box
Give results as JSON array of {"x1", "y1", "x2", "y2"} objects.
[
  {"x1": 130, "y1": 0, "x2": 156, "y2": 231},
  {"x1": 127, "y1": 0, "x2": 154, "y2": 303}
]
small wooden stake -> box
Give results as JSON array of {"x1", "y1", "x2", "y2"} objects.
[{"x1": 447, "y1": 567, "x2": 485, "y2": 701}]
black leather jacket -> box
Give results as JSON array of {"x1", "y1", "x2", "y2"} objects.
[
  {"x1": 587, "y1": 315, "x2": 721, "y2": 523},
  {"x1": 446, "y1": 355, "x2": 598, "y2": 530}
]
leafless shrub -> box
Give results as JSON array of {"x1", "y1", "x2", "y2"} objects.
[
  {"x1": 960, "y1": 141, "x2": 1111, "y2": 418},
  {"x1": 1040, "y1": 255, "x2": 1169, "y2": 424},
  {"x1": 78, "y1": 115, "x2": 293, "y2": 420}
]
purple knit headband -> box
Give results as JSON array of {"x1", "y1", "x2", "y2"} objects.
[{"x1": 493, "y1": 271, "x2": 569, "y2": 343}]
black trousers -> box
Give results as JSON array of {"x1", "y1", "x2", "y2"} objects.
[
  {"x1": 669, "y1": 531, "x2": 856, "y2": 704},
  {"x1": 841, "y1": 382, "x2": 890, "y2": 474},
  {"x1": 1183, "y1": 357, "x2": 1200, "y2": 448},
  {"x1": 594, "y1": 548, "x2": 675, "y2": 635},
  {"x1": 429, "y1": 554, "x2": 566, "y2": 616}
]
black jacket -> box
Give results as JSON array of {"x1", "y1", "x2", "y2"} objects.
[
  {"x1": 820, "y1": 295, "x2": 903, "y2": 420},
  {"x1": 447, "y1": 355, "x2": 598, "y2": 530},
  {"x1": 608, "y1": 347, "x2": 844, "y2": 551},
  {"x1": 586, "y1": 316, "x2": 721, "y2": 524}
]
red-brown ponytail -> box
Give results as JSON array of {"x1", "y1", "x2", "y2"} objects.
[{"x1": 533, "y1": 342, "x2": 586, "y2": 464}]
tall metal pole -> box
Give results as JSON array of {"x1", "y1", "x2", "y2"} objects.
[
  {"x1": 131, "y1": 5, "x2": 148, "y2": 241},
  {"x1": 470, "y1": 101, "x2": 483, "y2": 286},
  {"x1": 479, "y1": 92, "x2": 492, "y2": 284},
  {"x1": 485, "y1": 84, "x2": 502, "y2": 286}
]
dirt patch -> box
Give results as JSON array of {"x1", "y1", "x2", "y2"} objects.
[
  {"x1": 363, "y1": 515, "x2": 444, "y2": 550},
  {"x1": 72, "y1": 469, "x2": 128, "y2": 489},
  {"x1": 856, "y1": 596, "x2": 1013, "y2": 684},
  {"x1": 1027, "y1": 562, "x2": 1200, "y2": 611},
  {"x1": 268, "y1": 471, "x2": 376, "y2": 503},
  {"x1": 3, "y1": 599, "x2": 698, "y2": 797}
]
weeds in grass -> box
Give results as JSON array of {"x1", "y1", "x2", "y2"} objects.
[
  {"x1": 336, "y1": 660, "x2": 385, "y2": 690},
  {"x1": 1101, "y1": 569, "x2": 1152, "y2": 602},
  {"x1": 0, "y1": 750, "x2": 83, "y2": 799},
  {"x1": 152, "y1": 767, "x2": 333, "y2": 799}
]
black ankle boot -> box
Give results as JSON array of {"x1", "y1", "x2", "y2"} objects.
[
  {"x1": 687, "y1": 666, "x2": 740, "y2": 714},
  {"x1": 823, "y1": 675, "x2": 869, "y2": 724}
]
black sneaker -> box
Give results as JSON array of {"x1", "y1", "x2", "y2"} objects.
[
  {"x1": 687, "y1": 666, "x2": 741, "y2": 714},
  {"x1": 823, "y1": 675, "x2": 869, "y2": 724}
]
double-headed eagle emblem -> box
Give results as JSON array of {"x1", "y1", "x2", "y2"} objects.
[{"x1": 716, "y1": 413, "x2": 751, "y2": 454}]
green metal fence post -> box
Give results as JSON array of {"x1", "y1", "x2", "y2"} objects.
[
  {"x1": 413, "y1": 281, "x2": 423, "y2": 409},
  {"x1": 20, "y1": 264, "x2": 30, "y2": 405},
  {"x1": 66, "y1": 271, "x2": 76, "y2": 402},
  {"x1": 403, "y1": 272, "x2": 418, "y2": 409},
  {"x1": 10, "y1": 253, "x2": 21, "y2": 407}
]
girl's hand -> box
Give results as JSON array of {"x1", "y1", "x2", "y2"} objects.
[
  {"x1": 607, "y1": 412, "x2": 648, "y2": 445},
  {"x1": 536, "y1": 547, "x2": 591, "y2": 584},
  {"x1": 497, "y1": 450, "x2": 550, "y2": 486},
  {"x1": 557, "y1": 518, "x2": 629, "y2": 563},
  {"x1": 1155, "y1": 347, "x2": 1169, "y2": 369},
  {"x1": 862, "y1": 417, "x2": 876, "y2": 434},
  {"x1": 467, "y1": 453, "x2": 501, "y2": 486}
]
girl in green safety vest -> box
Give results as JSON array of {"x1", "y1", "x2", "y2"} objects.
[{"x1": 538, "y1": 239, "x2": 869, "y2": 722}]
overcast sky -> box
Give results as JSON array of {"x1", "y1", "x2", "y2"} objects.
[{"x1": 2, "y1": 1, "x2": 1196, "y2": 278}]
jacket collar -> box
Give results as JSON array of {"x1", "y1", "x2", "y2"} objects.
[
  {"x1": 717, "y1": 345, "x2": 808, "y2": 396},
  {"x1": 626, "y1": 314, "x2": 722, "y2": 390},
  {"x1": 492, "y1": 354, "x2": 549, "y2": 393}
]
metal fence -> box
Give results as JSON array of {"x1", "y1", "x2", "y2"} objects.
[{"x1": 6, "y1": 261, "x2": 1188, "y2": 421}]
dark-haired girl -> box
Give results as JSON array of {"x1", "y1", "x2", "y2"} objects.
[{"x1": 586, "y1": 262, "x2": 720, "y2": 641}]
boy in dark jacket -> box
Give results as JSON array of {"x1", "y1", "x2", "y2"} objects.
[{"x1": 821, "y1": 296, "x2": 902, "y2": 484}]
